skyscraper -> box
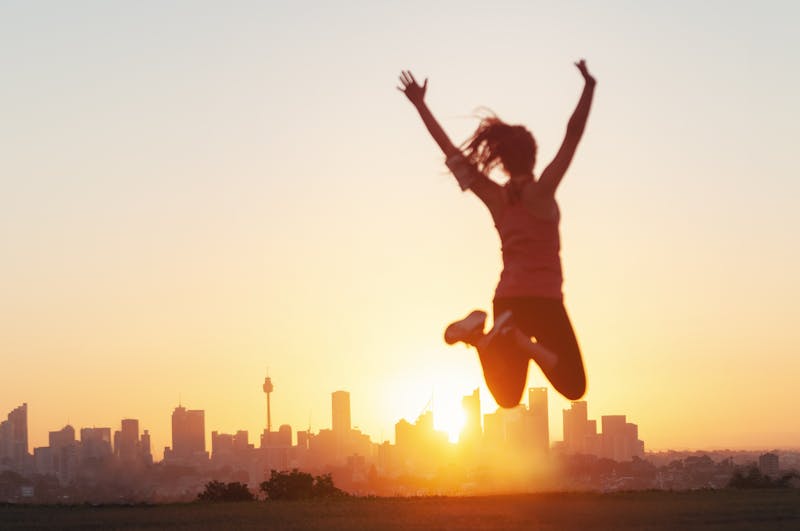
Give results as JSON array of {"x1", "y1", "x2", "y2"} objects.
[
  {"x1": 332, "y1": 391, "x2": 351, "y2": 434},
  {"x1": 528, "y1": 387, "x2": 549, "y2": 453},
  {"x1": 116, "y1": 418, "x2": 139, "y2": 463},
  {"x1": 80, "y1": 427, "x2": 112, "y2": 462},
  {"x1": 460, "y1": 388, "x2": 481, "y2": 446},
  {"x1": 140, "y1": 429, "x2": 153, "y2": 465},
  {"x1": 600, "y1": 415, "x2": 644, "y2": 461},
  {"x1": 0, "y1": 403, "x2": 29, "y2": 472},
  {"x1": 563, "y1": 401, "x2": 589, "y2": 453},
  {"x1": 48, "y1": 425, "x2": 77, "y2": 485},
  {"x1": 171, "y1": 406, "x2": 206, "y2": 460}
]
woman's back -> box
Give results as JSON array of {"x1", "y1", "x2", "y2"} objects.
[{"x1": 493, "y1": 186, "x2": 563, "y2": 300}]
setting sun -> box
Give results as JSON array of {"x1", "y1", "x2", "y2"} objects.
[{"x1": 434, "y1": 396, "x2": 468, "y2": 443}]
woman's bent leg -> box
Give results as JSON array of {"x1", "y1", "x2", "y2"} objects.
[
  {"x1": 494, "y1": 297, "x2": 587, "y2": 401},
  {"x1": 476, "y1": 330, "x2": 530, "y2": 408}
]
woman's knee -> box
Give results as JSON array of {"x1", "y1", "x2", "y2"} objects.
[
  {"x1": 493, "y1": 386, "x2": 525, "y2": 408},
  {"x1": 555, "y1": 370, "x2": 586, "y2": 401},
  {"x1": 486, "y1": 371, "x2": 527, "y2": 408}
]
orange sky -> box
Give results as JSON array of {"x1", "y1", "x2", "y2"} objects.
[{"x1": 1, "y1": 2, "x2": 799, "y2": 457}]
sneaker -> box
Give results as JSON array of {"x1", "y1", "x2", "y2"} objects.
[{"x1": 444, "y1": 310, "x2": 487, "y2": 345}]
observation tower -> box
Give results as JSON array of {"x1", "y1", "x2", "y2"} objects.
[{"x1": 262, "y1": 376, "x2": 274, "y2": 432}]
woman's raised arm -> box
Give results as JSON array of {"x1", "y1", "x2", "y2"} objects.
[
  {"x1": 397, "y1": 70, "x2": 460, "y2": 157},
  {"x1": 538, "y1": 60, "x2": 596, "y2": 194},
  {"x1": 398, "y1": 70, "x2": 503, "y2": 210}
]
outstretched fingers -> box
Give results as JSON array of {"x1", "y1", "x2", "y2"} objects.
[
  {"x1": 397, "y1": 70, "x2": 428, "y2": 105},
  {"x1": 397, "y1": 70, "x2": 424, "y2": 89},
  {"x1": 574, "y1": 59, "x2": 595, "y2": 84},
  {"x1": 397, "y1": 70, "x2": 412, "y2": 91}
]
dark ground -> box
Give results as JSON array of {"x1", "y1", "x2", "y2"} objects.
[{"x1": 1, "y1": 490, "x2": 799, "y2": 530}]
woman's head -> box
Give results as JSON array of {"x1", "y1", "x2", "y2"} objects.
[{"x1": 463, "y1": 116, "x2": 536, "y2": 179}]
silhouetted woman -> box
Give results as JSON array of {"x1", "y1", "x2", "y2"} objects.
[{"x1": 398, "y1": 60, "x2": 595, "y2": 406}]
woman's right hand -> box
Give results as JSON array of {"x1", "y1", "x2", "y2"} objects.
[{"x1": 397, "y1": 70, "x2": 428, "y2": 107}]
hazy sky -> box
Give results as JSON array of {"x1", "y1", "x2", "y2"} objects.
[{"x1": 2, "y1": 1, "x2": 799, "y2": 457}]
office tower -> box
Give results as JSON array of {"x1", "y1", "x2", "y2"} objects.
[
  {"x1": 116, "y1": 418, "x2": 139, "y2": 463},
  {"x1": 460, "y1": 388, "x2": 481, "y2": 446},
  {"x1": 296, "y1": 430, "x2": 310, "y2": 450},
  {"x1": 274, "y1": 424, "x2": 292, "y2": 447},
  {"x1": 48, "y1": 425, "x2": 77, "y2": 485},
  {"x1": 0, "y1": 403, "x2": 29, "y2": 472},
  {"x1": 233, "y1": 431, "x2": 250, "y2": 453},
  {"x1": 211, "y1": 431, "x2": 233, "y2": 460},
  {"x1": 140, "y1": 429, "x2": 152, "y2": 464},
  {"x1": 599, "y1": 415, "x2": 643, "y2": 461},
  {"x1": 171, "y1": 405, "x2": 205, "y2": 459},
  {"x1": 49, "y1": 425, "x2": 75, "y2": 448},
  {"x1": 563, "y1": 401, "x2": 589, "y2": 453},
  {"x1": 79, "y1": 427, "x2": 112, "y2": 462},
  {"x1": 528, "y1": 387, "x2": 549, "y2": 453},
  {"x1": 600, "y1": 415, "x2": 627, "y2": 461},
  {"x1": 483, "y1": 410, "x2": 505, "y2": 447},
  {"x1": 332, "y1": 391, "x2": 351, "y2": 434}
]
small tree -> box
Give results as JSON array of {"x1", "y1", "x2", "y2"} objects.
[
  {"x1": 198, "y1": 480, "x2": 254, "y2": 502},
  {"x1": 312, "y1": 473, "x2": 346, "y2": 498},
  {"x1": 260, "y1": 469, "x2": 314, "y2": 500},
  {"x1": 260, "y1": 469, "x2": 347, "y2": 500},
  {"x1": 727, "y1": 467, "x2": 794, "y2": 489}
]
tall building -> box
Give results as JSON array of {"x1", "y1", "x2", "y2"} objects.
[
  {"x1": 394, "y1": 410, "x2": 449, "y2": 472},
  {"x1": 332, "y1": 391, "x2": 351, "y2": 434},
  {"x1": 483, "y1": 409, "x2": 506, "y2": 447},
  {"x1": 563, "y1": 401, "x2": 590, "y2": 453},
  {"x1": 528, "y1": 387, "x2": 550, "y2": 454},
  {"x1": 600, "y1": 415, "x2": 643, "y2": 461},
  {"x1": 80, "y1": 427, "x2": 112, "y2": 463},
  {"x1": 460, "y1": 388, "x2": 481, "y2": 446},
  {"x1": 48, "y1": 425, "x2": 78, "y2": 484},
  {"x1": 0, "y1": 403, "x2": 29, "y2": 472},
  {"x1": 115, "y1": 419, "x2": 140, "y2": 463},
  {"x1": 140, "y1": 429, "x2": 153, "y2": 465},
  {"x1": 169, "y1": 406, "x2": 206, "y2": 461}
]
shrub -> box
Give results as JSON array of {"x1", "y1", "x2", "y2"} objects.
[
  {"x1": 197, "y1": 480, "x2": 255, "y2": 502},
  {"x1": 260, "y1": 469, "x2": 346, "y2": 500}
]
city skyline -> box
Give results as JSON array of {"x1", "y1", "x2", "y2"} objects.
[
  {"x1": 2, "y1": 1, "x2": 799, "y2": 457},
  {"x1": 4, "y1": 379, "x2": 653, "y2": 463},
  {"x1": 2, "y1": 383, "x2": 653, "y2": 498},
  {"x1": 3, "y1": 387, "x2": 797, "y2": 502},
  {"x1": 6, "y1": 365, "x2": 799, "y2": 459}
]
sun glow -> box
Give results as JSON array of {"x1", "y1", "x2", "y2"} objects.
[{"x1": 434, "y1": 398, "x2": 467, "y2": 443}]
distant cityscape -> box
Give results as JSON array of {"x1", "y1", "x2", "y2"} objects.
[{"x1": 1, "y1": 377, "x2": 797, "y2": 502}]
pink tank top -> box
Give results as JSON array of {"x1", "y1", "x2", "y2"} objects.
[{"x1": 493, "y1": 191, "x2": 563, "y2": 300}]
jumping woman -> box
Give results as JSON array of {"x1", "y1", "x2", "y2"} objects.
[{"x1": 398, "y1": 60, "x2": 596, "y2": 407}]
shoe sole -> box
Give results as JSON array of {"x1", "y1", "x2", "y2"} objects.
[{"x1": 444, "y1": 310, "x2": 487, "y2": 345}]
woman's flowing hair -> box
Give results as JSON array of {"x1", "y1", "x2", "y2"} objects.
[{"x1": 462, "y1": 114, "x2": 537, "y2": 178}]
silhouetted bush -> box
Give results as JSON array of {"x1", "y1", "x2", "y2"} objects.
[
  {"x1": 260, "y1": 469, "x2": 346, "y2": 500},
  {"x1": 312, "y1": 473, "x2": 345, "y2": 498},
  {"x1": 197, "y1": 480, "x2": 254, "y2": 502},
  {"x1": 727, "y1": 467, "x2": 799, "y2": 489}
]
